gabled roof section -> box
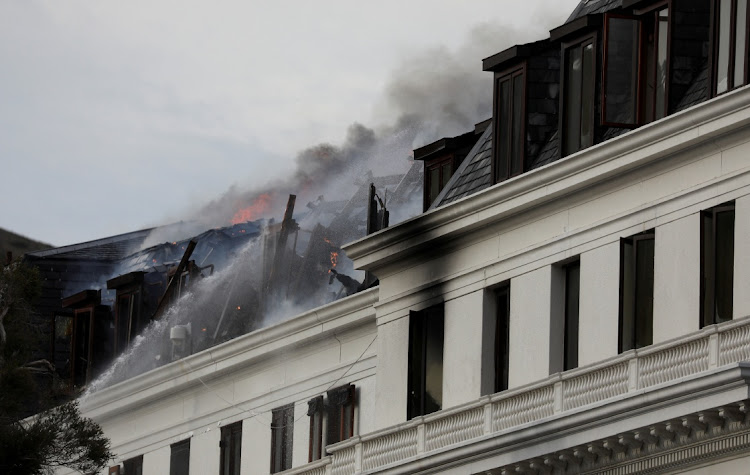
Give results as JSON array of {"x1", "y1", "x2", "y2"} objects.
[{"x1": 432, "y1": 124, "x2": 493, "y2": 208}]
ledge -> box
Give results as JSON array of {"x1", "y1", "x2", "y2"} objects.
[
  {"x1": 80, "y1": 287, "x2": 378, "y2": 420},
  {"x1": 343, "y1": 86, "x2": 750, "y2": 274}
]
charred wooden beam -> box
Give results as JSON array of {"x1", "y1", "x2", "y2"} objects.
[{"x1": 153, "y1": 239, "x2": 197, "y2": 320}]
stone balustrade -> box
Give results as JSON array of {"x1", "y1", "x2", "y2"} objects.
[{"x1": 291, "y1": 316, "x2": 750, "y2": 475}]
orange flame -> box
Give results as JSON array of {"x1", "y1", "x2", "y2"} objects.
[
  {"x1": 330, "y1": 251, "x2": 338, "y2": 269},
  {"x1": 231, "y1": 193, "x2": 272, "y2": 224}
]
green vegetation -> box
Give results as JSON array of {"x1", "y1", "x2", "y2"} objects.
[{"x1": 0, "y1": 260, "x2": 112, "y2": 474}]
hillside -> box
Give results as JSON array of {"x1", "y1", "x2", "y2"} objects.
[{"x1": 0, "y1": 227, "x2": 53, "y2": 263}]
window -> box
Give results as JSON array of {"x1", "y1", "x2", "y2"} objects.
[
  {"x1": 407, "y1": 303, "x2": 444, "y2": 419},
  {"x1": 72, "y1": 308, "x2": 93, "y2": 387},
  {"x1": 713, "y1": 0, "x2": 749, "y2": 95},
  {"x1": 123, "y1": 456, "x2": 143, "y2": 475},
  {"x1": 602, "y1": 7, "x2": 670, "y2": 126},
  {"x1": 425, "y1": 157, "x2": 454, "y2": 207},
  {"x1": 220, "y1": 422, "x2": 242, "y2": 475},
  {"x1": 270, "y1": 404, "x2": 294, "y2": 473},
  {"x1": 701, "y1": 203, "x2": 736, "y2": 327},
  {"x1": 620, "y1": 230, "x2": 656, "y2": 352},
  {"x1": 307, "y1": 396, "x2": 323, "y2": 462},
  {"x1": 308, "y1": 384, "x2": 356, "y2": 461},
  {"x1": 170, "y1": 439, "x2": 190, "y2": 475},
  {"x1": 495, "y1": 284, "x2": 511, "y2": 392},
  {"x1": 325, "y1": 384, "x2": 355, "y2": 446},
  {"x1": 493, "y1": 65, "x2": 526, "y2": 182},
  {"x1": 562, "y1": 34, "x2": 596, "y2": 157},
  {"x1": 563, "y1": 261, "x2": 580, "y2": 370}
]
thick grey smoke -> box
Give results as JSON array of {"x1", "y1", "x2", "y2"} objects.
[{"x1": 157, "y1": 17, "x2": 561, "y2": 236}]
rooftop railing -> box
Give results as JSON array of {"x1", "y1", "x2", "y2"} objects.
[{"x1": 291, "y1": 316, "x2": 750, "y2": 475}]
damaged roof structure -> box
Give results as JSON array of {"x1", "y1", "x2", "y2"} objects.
[
  {"x1": 42, "y1": 0, "x2": 750, "y2": 473},
  {"x1": 24, "y1": 165, "x2": 421, "y2": 391}
]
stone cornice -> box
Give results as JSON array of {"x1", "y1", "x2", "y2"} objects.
[{"x1": 343, "y1": 86, "x2": 750, "y2": 274}]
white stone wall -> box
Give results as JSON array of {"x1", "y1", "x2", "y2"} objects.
[{"x1": 653, "y1": 213, "x2": 700, "y2": 343}]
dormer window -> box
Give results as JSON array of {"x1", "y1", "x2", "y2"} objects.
[
  {"x1": 602, "y1": 5, "x2": 670, "y2": 127},
  {"x1": 493, "y1": 64, "x2": 526, "y2": 182},
  {"x1": 562, "y1": 34, "x2": 596, "y2": 157},
  {"x1": 713, "y1": 0, "x2": 749, "y2": 95}
]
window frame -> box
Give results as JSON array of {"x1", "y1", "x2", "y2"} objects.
[
  {"x1": 619, "y1": 230, "x2": 656, "y2": 352},
  {"x1": 219, "y1": 421, "x2": 242, "y2": 475},
  {"x1": 602, "y1": 13, "x2": 643, "y2": 128},
  {"x1": 563, "y1": 260, "x2": 580, "y2": 371},
  {"x1": 407, "y1": 303, "x2": 445, "y2": 419},
  {"x1": 710, "y1": 0, "x2": 750, "y2": 96},
  {"x1": 492, "y1": 62, "x2": 527, "y2": 184},
  {"x1": 700, "y1": 202, "x2": 736, "y2": 327},
  {"x1": 270, "y1": 404, "x2": 294, "y2": 474},
  {"x1": 123, "y1": 456, "x2": 143, "y2": 475},
  {"x1": 170, "y1": 439, "x2": 190, "y2": 475},
  {"x1": 494, "y1": 283, "x2": 511, "y2": 392},
  {"x1": 424, "y1": 155, "x2": 455, "y2": 210},
  {"x1": 560, "y1": 32, "x2": 598, "y2": 157},
  {"x1": 308, "y1": 395, "x2": 324, "y2": 463}
]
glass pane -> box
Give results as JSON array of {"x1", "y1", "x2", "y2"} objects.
[
  {"x1": 564, "y1": 262, "x2": 580, "y2": 370},
  {"x1": 495, "y1": 286, "x2": 510, "y2": 392},
  {"x1": 736, "y1": 0, "x2": 747, "y2": 88},
  {"x1": 581, "y1": 43, "x2": 595, "y2": 149},
  {"x1": 644, "y1": 19, "x2": 656, "y2": 122},
  {"x1": 511, "y1": 73, "x2": 524, "y2": 175},
  {"x1": 715, "y1": 209, "x2": 735, "y2": 323},
  {"x1": 605, "y1": 17, "x2": 639, "y2": 124},
  {"x1": 498, "y1": 78, "x2": 511, "y2": 179},
  {"x1": 428, "y1": 167, "x2": 439, "y2": 205},
  {"x1": 564, "y1": 46, "x2": 583, "y2": 156},
  {"x1": 635, "y1": 237, "x2": 654, "y2": 348},
  {"x1": 655, "y1": 10, "x2": 669, "y2": 119},
  {"x1": 441, "y1": 163, "x2": 452, "y2": 188},
  {"x1": 423, "y1": 307, "x2": 443, "y2": 415},
  {"x1": 717, "y1": 0, "x2": 732, "y2": 94},
  {"x1": 232, "y1": 428, "x2": 242, "y2": 475}
]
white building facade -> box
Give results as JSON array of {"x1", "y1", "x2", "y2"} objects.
[{"x1": 72, "y1": 1, "x2": 750, "y2": 474}]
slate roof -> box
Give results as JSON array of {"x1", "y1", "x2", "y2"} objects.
[
  {"x1": 26, "y1": 228, "x2": 153, "y2": 261},
  {"x1": 433, "y1": 124, "x2": 493, "y2": 208},
  {"x1": 674, "y1": 60, "x2": 709, "y2": 113},
  {"x1": 566, "y1": 0, "x2": 622, "y2": 22}
]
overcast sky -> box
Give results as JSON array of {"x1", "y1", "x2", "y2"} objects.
[{"x1": 1, "y1": 1, "x2": 580, "y2": 247}]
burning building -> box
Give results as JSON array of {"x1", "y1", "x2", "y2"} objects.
[
  {"x1": 43, "y1": 0, "x2": 750, "y2": 474},
  {"x1": 25, "y1": 166, "x2": 421, "y2": 392}
]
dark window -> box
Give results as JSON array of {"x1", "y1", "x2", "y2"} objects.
[
  {"x1": 270, "y1": 404, "x2": 294, "y2": 473},
  {"x1": 701, "y1": 203, "x2": 736, "y2": 327},
  {"x1": 425, "y1": 157, "x2": 454, "y2": 207},
  {"x1": 563, "y1": 261, "x2": 580, "y2": 370},
  {"x1": 562, "y1": 34, "x2": 596, "y2": 157},
  {"x1": 713, "y1": 0, "x2": 749, "y2": 95},
  {"x1": 72, "y1": 308, "x2": 92, "y2": 387},
  {"x1": 170, "y1": 439, "x2": 190, "y2": 475},
  {"x1": 123, "y1": 456, "x2": 143, "y2": 475},
  {"x1": 602, "y1": 7, "x2": 670, "y2": 126},
  {"x1": 220, "y1": 422, "x2": 242, "y2": 475},
  {"x1": 495, "y1": 284, "x2": 511, "y2": 392},
  {"x1": 493, "y1": 65, "x2": 526, "y2": 182},
  {"x1": 407, "y1": 304, "x2": 444, "y2": 419},
  {"x1": 620, "y1": 230, "x2": 655, "y2": 352},
  {"x1": 326, "y1": 384, "x2": 355, "y2": 446},
  {"x1": 307, "y1": 396, "x2": 323, "y2": 462},
  {"x1": 109, "y1": 466, "x2": 121, "y2": 475}
]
